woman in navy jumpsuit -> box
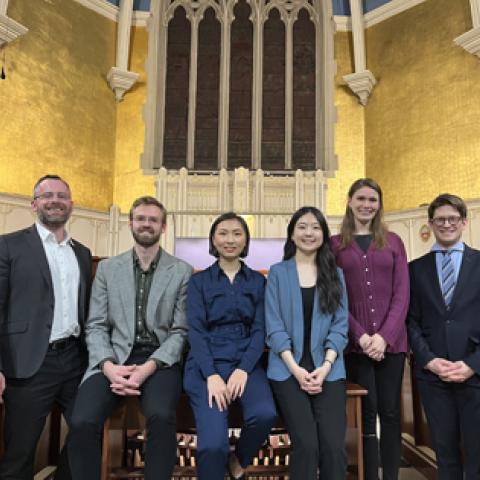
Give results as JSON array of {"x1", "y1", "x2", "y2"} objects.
[{"x1": 184, "y1": 212, "x2": 276, "y2": 480}]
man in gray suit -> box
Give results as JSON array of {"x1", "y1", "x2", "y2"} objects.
[{"x1": 68, "y1": 196, "x2": 192, "y2": 480}]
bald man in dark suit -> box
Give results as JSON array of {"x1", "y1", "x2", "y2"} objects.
[{"x1": 0, "y1": 175, "x2": 91, "y2": 480}]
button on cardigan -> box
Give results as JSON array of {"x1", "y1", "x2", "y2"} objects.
[{"x1": 331, "y1": 232, "x2": 409, "y2": 353}]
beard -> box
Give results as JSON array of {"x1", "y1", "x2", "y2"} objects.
[
  {"x1": 132, "y1": 228, "x2": 161, "y2": 247},
  {"x1": 37, "y1": 203, "x2": 72, "y2": 228}
]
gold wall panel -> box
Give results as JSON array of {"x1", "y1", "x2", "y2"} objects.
[
  {"x1": 327, "y1": 32, "x2": 366, "y2": 216},
  {"x1": 0, "y1": 0, "x2": 117, "y2": 210},
  {"x1": 113, "y1": 26, "x2": 155, "y2": 213},
  {"x1": 365, "y1": 0, "x2": 480, "y2": 211}
]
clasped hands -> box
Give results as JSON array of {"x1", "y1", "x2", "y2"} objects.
[
  {"x1": 293, "y1": 363, "x2": 331, "y2": 395},
  {"x1": 426, "y1": 358, "x2": 474, "y2": 383},
  {"x1": 359, "y1": 333, "x2": 386, "y2": 361},
  {"x1": 207, "y1": 368, "x2": 247, "y2": 411},
  {"x1": 102, "y1": 360, "x2": 157, "y2": 396}
]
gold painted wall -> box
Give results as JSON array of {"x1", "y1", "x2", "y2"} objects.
[
  {"x1": 113, "y1": 26, "x2": 156, "y2": 213},
  {"x1": 365, "y1": 0, "x2": 480, "y2": 211},
  {"x1": 327, "y1": 31, "x2": 366, "y2": 216},
  {"x1": 0, "y1": 0, "x2": 116, "y2": 210}
]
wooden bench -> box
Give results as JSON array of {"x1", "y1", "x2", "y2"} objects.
[{"x1": 101, "y1": 381, "x2": 368, "y2": 480}]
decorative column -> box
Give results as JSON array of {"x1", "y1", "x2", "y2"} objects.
[
  {"x1": 186, "y1": 15, "x2": 200, "y2": 169},
  {"x1": 454, "y1": 0, "x2": 480, "y2": 58},
  {"x1": 218, "y1": 7, "x2": 233, "y2": 169},
  {"x1": 253, "y1": 169, "x2": 265, "y2": 236},
  {"x1": 107, "y1": 0, "x2": 139, "y2": 101},
  {"x1": 251, "y1": 5, "x2": 263, "y2": 169},
  {"x1": 218, "y1": 169, "x2": 230, "y2": 211},
  {"x1": 295, "y1": 170, "x2": 305, "y2": 209},
  {"x1": 314, "y1": 169, "x2": 327, "y2": 211},
  {"x1": 155, "y1": 167, "x2": 169, "y2": 207},
  {"x1": 343, "y1": 0, "x2": 376, "y2": 106},
  {"x1": 284, "y1": 14, "x2": 294, "y2": 169},
  {"x1": 233, "y1": 167, "x2": 250, "y2": 212},
  {"x1": 107, "y1": 205, "x2": 121, "y2": 256},
  {"x1": 0, "y1": 0, "x2": 28, "y2": 48}
]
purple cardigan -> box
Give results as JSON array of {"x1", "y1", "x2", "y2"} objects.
[{"x1": 331, "y1": 232, "x2": 409, "y2": 354}]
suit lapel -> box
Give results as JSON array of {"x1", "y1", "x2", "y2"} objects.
[
  {"x1": 25, "y1": 225, "x2": 53, "y2": 292},
  {"x1": 449, "y1": 246, "x2": 474, "y2": 312},
  {"x1": 118, "y1": 253, "x2": 136, "y2": 338},
  {"x1": 71, "y1": 241, "x2": 89, "y2": 322},
  {"x1": 146, "y1": 251, "x2": 174, "y2": 328},
  {"x1": 424, "y1": 252, "x2": 445, "y2": 309}
]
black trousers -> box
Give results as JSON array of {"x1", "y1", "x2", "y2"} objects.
[
  {"x1": 68, "y1": 352, "x2": 182, "y2": 480},
  {"x1": 417, "y1": 378, "x2": 480, "y2": 480},
  {"x1": 271, "y1": 377, "x2": 346, "y2": 480},
  {"x1": 0, "y1": 340, "x2": 86, "y2": 480},
  {"x1": 346, "y1": 352, "x2": 405, "y2": 480}
]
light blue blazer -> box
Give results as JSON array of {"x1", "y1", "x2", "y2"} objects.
[{"x1": 265, "y1": 258, "x2": 349, "y2": 382}]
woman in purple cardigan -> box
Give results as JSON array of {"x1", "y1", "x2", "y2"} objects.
[{"x1": 331, "y1": 178, "x2": 409, "y2": 480}]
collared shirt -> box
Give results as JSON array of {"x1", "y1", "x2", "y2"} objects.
[
  {"x1": 431, "y1": 240, "x2": 464, "y2": 291},
  {"x1": 133, "y1": 248, "x2": 161, "y2": 348},
  {"x1": 186, "y1": 261, "x2": 266, "y2": 378},
  {"x1": 36, "y1": 222, "x2": 80, "y2": 342}
]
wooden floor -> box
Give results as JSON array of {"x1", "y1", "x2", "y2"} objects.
[{"x1": 398, "y1": 468, "x2": 427, "y2": 480}]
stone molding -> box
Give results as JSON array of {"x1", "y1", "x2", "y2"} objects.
[
  {"x1": 334, "y1": 0, "x2": 427, "y2": 32},
  {"x1": 75, "y1": 0, "x2": 428, "y2": 31},
  {"x1": 0, "y1": 12, "x2": 28, "y2": 47},
  {"x1": 3, "y1": 189, "x2": 480, "y2": 262},
  {"x1": 73, "y1": 0, "x2": 150, "y2": 25},
  {"x1": 107, "y1": 66, "x2": 140, "y2": 101},
  {"x1": 343, "y1": 0, "x2": 376, "y2": 105},
  {"x1": 343, "y1": 70, "x2": 377, "y2": 106},
  {"x1": 454, "y1": 0, "x2": 480, "y2": 58}
]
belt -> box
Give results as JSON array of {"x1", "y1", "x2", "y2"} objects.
[
  {"x1": 210, "y1": 323, "x2": 250, "y2": 339},
  {"x1": 48, "y1": 336, "x2": 78, "y2": 351}
]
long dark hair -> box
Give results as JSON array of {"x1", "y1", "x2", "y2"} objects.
[
  {"x1": 284, "y1": 206, "x2": 342, "y2": 314},
  {"x1": 340, "y1": 178, "x2": 388, "y2": 249}
]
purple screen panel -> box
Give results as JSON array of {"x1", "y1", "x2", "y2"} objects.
[{"x1": 174, "y1": 238, "x2": 284, "y2": 270}]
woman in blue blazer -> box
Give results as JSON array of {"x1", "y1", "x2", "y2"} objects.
[
  {"x1": 184, "y1": 212, "x2": 276, "y2": 480},
  {"x1": 266, "y1": 206, "x2": 349, "y2": 479}
]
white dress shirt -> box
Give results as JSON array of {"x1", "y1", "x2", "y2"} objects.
[{"x1": 36, "y1": 222, "x2": 80, "y2": 342}]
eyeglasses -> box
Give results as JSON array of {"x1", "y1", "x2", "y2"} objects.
[
  {"x1": 33, "y1": 192, "x2": 71, "y2": 201},
  {"x1": 431, "y1": 216, "x2": 463, "y2": 227}
]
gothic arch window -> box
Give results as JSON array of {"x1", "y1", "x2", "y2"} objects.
[{"x1": 142, "y1": 0, "x2": 337, "y2": 173}]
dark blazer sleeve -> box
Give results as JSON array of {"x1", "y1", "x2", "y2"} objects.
[
  {"x1": 406, "y1": 260, "x2": 435, "y2": 369},
  {"x1": 75, "y1": 242, "x2": 92, "y2": 327},
  {"x1": 0, "y1": 236, "x2": 9, "y2": 371}
]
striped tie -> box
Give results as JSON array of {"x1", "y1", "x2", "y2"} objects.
[{"x1": 441, "y1": 250, "x2": 455, "y2": 307}]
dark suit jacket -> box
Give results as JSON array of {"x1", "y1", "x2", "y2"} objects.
[
  {"x1": 407, "y1": 245, "x2": 480, "y2": 386},
  {"x1": 0, "y1": 225, "x2": 92, "y2": 379}
]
